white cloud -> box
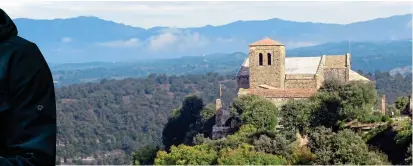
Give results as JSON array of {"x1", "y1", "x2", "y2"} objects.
[
  {"x1": 61, "y1": 37, "x2": 72, "y2": 43},
  {"x1": 148, "y1": 30, "x2": 209, "y2": 52},
  {"x1": 1, "y1": 1, "x2": 411, "y2": 28},
  {"x1": 96, "y1": 38, "x2": 141, "y2": 48},
  {"x1": 149, "y1": 32, "x2": 178, "y2": 50}
]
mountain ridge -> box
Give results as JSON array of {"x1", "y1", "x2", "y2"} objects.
[
  {"x1": 13, "y1": 13, "x2": 411, "y2": 29},
  {"x1": 11, "y1": 14, "x2": 412, "y2": 63}
]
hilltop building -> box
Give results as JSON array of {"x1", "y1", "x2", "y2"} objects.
[
  {"x1": 236, "y1": 37, "x2": 370, "y2": 106},
  {"x1": 212, "y1": 37, "x2": 372, "y2": 139}
]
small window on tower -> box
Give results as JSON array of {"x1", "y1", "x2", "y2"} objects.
[
  {"x1": 259, "y1": 53, "x2": 263, "y2": 66},
  {"x1": 267, "y1": 53, "x2": 272, "y2": 65}
]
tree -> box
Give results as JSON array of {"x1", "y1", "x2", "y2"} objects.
[
  {"x1": 310, "y1": 80, "x2": 380, "y2": 128},
  {"x1": 310, "y1": 92, "x2": 342, "y2": 129},
  {"x1": 280, "y1": 100, "x2": 315, "y2": 135},
  {"x1": 197, "y1": 103, "x2": 216, "y2": 136},
  {"x1": 252, "y1": 133, "x2": 298, "y2": 163},
  {"x1": 230, "y1": 95, "x2": 278, "y2": 130},
  {"x1": 154, "y1": 144, "x2": 217, "y2": 165},
  {"x1": 132, "y1": 144, "x2": 159, "y2": 165},
  {"x1": 339, "y1": 81, "x2": 378, "y2": 121},
  {"x1": 395, "y1": 96, "x2": 409, "y2": 110},
  {"x1": 217, "y1": 144, "x2": 287, "y2": 165},
  {"x1": 308, "y1": 127, "x2": 389, "y2": 165},
  {"x1": 162, "y1": 94, "x2": 205, "y2": 149}
]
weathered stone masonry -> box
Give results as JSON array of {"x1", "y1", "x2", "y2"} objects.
[{"x1": 236, "y1": 37, "x2": 369, "y2": 106}]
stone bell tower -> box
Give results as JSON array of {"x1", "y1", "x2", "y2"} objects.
[{"x1": 248, "y1": 37, "x2": 286, "y2": 89}]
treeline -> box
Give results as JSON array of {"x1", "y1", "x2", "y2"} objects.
[
  {"x1": 137, "y1": 80, "x2": 411, "y2": 165},
  {"x1": 357, "y1": 70, "x2": 412, "y2": 104}
]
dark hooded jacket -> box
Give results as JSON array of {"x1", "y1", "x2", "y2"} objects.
[{"x1": 0, "y1": 9, "x2": 56, "y2": 165}]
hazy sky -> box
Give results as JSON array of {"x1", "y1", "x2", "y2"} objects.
[{"x1": 2, "y1": 1, "x2": 412, "y2": 28}]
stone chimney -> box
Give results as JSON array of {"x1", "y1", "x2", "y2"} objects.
[{"x1": 381, "y1": 95, "x2": 386, "y2": 115}]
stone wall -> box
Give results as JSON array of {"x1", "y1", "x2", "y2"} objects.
[
  {"x1": 268, "y1": 97, "x2": 308, "y2": 107},
  {"x1": 323, "y1": 54, "x2": 351, "y2": 83},
  {"x1": 247, "y1": 88, "x2": 318, "y2": 98},
  {"x1": 324, "y1": 68, "x2": 347, "y2": 82},
  {"x1": 285, "y1": 78, "x2": 317, "y2": 89},
  {"x1": 315, "y1": 56, "x2": 326, "y2": 88},
  {"x1": 249, "y1": 45, "x2": 285, "y2": 89}
]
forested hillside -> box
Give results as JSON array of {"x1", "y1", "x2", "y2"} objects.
[
  {"x1": 56, "y1": 73, "x2": 237, "y2": 164},
  {"x1": 364, "y1": 70, "x2": 412, "y2": 104},
  {"x1": 56, "y1": 70, "x2": 411, "y2": 164}
]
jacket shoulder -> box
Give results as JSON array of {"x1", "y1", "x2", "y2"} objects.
[
  {"x1": 4, "y1": 36, "x2": 32, "y2": 45},
  {"x1": 1, "y1": 36, "x2": 37, "y2": 51}
]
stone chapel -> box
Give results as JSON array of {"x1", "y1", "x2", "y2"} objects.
[{"x1": 235, "y1": 37, "x2": 370, "y2": 106}]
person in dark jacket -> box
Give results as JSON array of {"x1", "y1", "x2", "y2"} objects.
[{"x1": 0, "y1": 9, "x2": 56, "y2": 165}]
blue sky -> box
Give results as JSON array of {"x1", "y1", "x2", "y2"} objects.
[{"x1": 2, "y1": 1, "x2": 412, "y2": 28}]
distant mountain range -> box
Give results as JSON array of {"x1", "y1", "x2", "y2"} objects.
[
  {"x1": 51, "y1": 39, "x2": 411, "y2": 86},
  {"x1": 13, "y1": 14, "x2": 412, "y2": 63}
]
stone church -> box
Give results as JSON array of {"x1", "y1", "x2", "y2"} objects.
[
  {"x1": 212, "y1": 37, "x2": 371, "y2": 139},
  {"x1": 236, "y1": 37, "x2": 370, "y2": 106}
]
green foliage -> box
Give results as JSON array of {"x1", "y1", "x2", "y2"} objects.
[
  {"x1": 362, "y1": 125, "x2": 390, "y2": 141},
  {"x1": 162, "y1": 95, "x2": 205, "y2": 149},
  {"x1": 395, "y1": 119, "x2": 412, "y2": 145},
  {"x1": 308, "y1": 127, "x2": 390, "y2": 165},
  {"x1": 310, "y1": 92, "x2": 342, "y2": 128},
  {"x1": 230, "y1": 95, "x2": 278, "y2": 130},
  {"x1": 154, "y1": 144, "x2": 218, "y2": 165},
  {"x1": 251, "y1": 133, "x2": 299, "y2": 163},
  {"x1": 217, "y1": 144, "x2": 287, "y2": 165},
  {"x1": 200, "y1": 103, "x2": 216, "y2": 124},
  {"x1": 395, "y1": 96, "x2": 409, "y2": 110},
  {"x1": 310, "y1": 80, "x2": 379, "y2": 128},
  {"x1": 387, "y1": 104, "x2": 399, "y2": 116},
  {"x1": 374, "y1": 71, "x2": 412, "y2": 104},
  {"x1": 204, "y1": 125, "x2": 258, "y2": 150},
  {"x1": 291, "y1": 146, "x2": 317, "y2": 165},
  {"x1": 280, "y1": 100, "x2": 315, "y2": 135},
  {"x1": 338, "y1": 81, "x2": 378, "y2": 121},
  {"x1": 331, "y1": 130, "x2": 388, "y2": 165},
  {"x1": 132, "y1": 144, "x2": 159, "y2": 165},
  {"x1": 359, "y1": 111, "x2": 390, "y2": 123}
]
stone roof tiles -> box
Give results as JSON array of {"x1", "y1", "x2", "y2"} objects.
[{"x1": 250, "y1": 37, "x2": 284, "y2": 46}]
